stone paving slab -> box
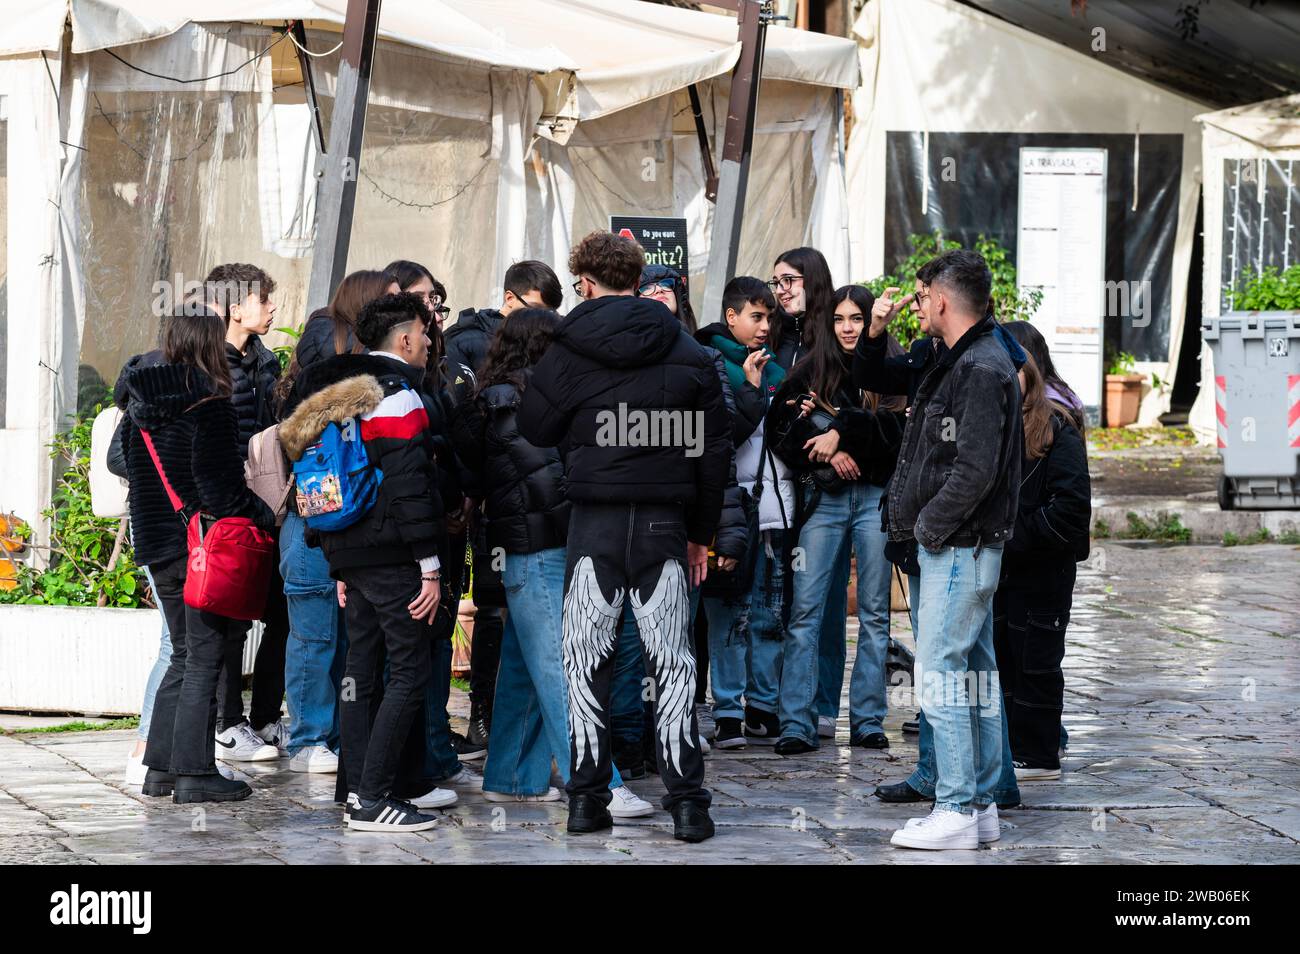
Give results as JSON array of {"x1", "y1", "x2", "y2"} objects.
[{"x1": 2, "y1": 543, "x2": 1298, "y2": 864}]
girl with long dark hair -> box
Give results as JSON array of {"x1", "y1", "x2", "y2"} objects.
[
  {"x1": 770, "y1": 246, "x2": 836, "y2": 369},
  {"x1": 117, "y1": 309, "x2": 274, "y2": 802},
  {"x1": 449, "y1": 309, "x2": 652, "y2": 817},
  {"x1": 994, "y1": 355, "x2": 1091, "y2": 780},
  {"x1": 766, "y1": 284, "x2": 907, "y2": 755},
  {"x1": 1000, "y1": 320, "x2": 1085, "y2": 431}
]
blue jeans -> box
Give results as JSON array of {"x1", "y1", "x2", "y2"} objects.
[
  {"x1": 814, "y1": 545, "x2": 852, "y2": 720},
  {"x1": 915, "y1": 544, "x2": 1006, "y2": 812},
  {"x1": 780, "y1": 484, "x2": 892, "y2": 745},
  {"x1": 704, "y1": 594, "x2": 750, "y2": 720},
  {"x1": 487, "y1": 547, "x2": 623, "y2": 795},
  {"x1": 280, "y1": 513, "x2": 347, "y2": 754},
  {"x1": 906, "y1": 571, "x2": 1020, "y2": 805},
  {"x1": 138, "y1": 566, "x2": 173, "y2": 740},
  {"x1": 746, "y1": 530, "x2": 787, "y2": 714}
]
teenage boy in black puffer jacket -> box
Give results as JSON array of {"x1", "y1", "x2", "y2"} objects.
[
  {"x1": 518, "y1": 231, "x2": 731, "y2": 843},
  {"x1": 279, "y1": 293, "x2": 446, "y2": 832},
  {"x1": 446, "y1": 260, "x2": 564, "y2": 752},
  {"x1": 204, "y1": 264, "x2": 294, "y2": 764}
]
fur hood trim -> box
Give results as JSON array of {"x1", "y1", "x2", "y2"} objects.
[{"x1": 279, "y1": 375, "x2": 384, "y2": 461}]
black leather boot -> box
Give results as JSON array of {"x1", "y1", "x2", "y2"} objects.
[
  {"x1": 141, "y1": 769, "x2": 175, "y2": 797},
  {"x1": 566, "y1": 794, "x2": 613, "y2": 834},
  {"x1": 173, "y1": 772, "x2": 252, "y2": 804},
  {"x1": 671, "y1": 801, "x2": 715, "y2": 843}
]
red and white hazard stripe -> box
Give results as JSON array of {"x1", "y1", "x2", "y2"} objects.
[
  {"x1": 1288, "y1": 375, "x2": 1300, "y2": 449},
  {"x1": 1215, "y1": 375, "x2": 1229, "y2": 449}
]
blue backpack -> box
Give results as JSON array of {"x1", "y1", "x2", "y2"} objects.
[{"x1": 293, "y1": 417, "x2": 383, "y2": 532}]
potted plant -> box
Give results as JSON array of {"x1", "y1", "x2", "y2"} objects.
[{"x1": 1104, "y1": 350, "x2": 1143, "y2": 427}]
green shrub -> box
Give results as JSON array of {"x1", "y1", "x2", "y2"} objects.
[
  {"x1": 1117, "y1": 511, "x2": 1191, "y2": 544},
  {"x1": 860, "y1": 232, "x2": 1042, "y2": 347},
  {"x1": 1229, "y1": 263, "x2": 1300, "y2": 311},
  {"x1": 0, "y1": 400, "x2": 147, "y2": 607}
]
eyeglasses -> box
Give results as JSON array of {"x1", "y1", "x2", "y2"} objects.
[
  {"x1": 767, "y1": 274, "x2": 803, "y2": 291},
  {"x1": 571, "y1": 278, "x2": 587, "y2": 298},
  {"x1": 637, "y1": 279, "x2": 676, "y2": 297},
  {"x1": 912, "y1": 288, "x2": 930, "y2": 308}
]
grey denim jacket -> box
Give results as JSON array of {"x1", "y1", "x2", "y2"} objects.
[{"x1": 886, "y1": 315, "x2": 1023, "y2": 552}]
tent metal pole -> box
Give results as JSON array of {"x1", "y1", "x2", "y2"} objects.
[
  {"x1": 307, "y1": 0, "x2": 382, "y2": 314},
  {"x1": 290, "y1": 19, "x2": 327, "y2": 156},
  {"x1": 701, "y1": 0, "x2": 771, "y2": 326},
  {"x1": 687, "y1": 83, "x2": 719, "y2": 202}
]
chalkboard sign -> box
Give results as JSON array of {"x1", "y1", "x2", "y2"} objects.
[{"x1": 610, "y1": 215, "x2": 689, "y2": 274}]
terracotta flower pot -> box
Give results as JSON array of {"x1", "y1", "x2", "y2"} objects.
[{"x1": 1104, "y1": 373, "x2": 1143, "y2": 428}]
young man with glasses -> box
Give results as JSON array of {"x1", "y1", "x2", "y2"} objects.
[
  {"x1": 855, "y1": 250, "x2": 1023, "y2": 850},
  {"x1": 518, "y1": 231, "x2": 731, "y2": 842}
]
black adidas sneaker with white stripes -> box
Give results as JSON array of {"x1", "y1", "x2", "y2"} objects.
[{"x1": 345, "y1": 793, "x2": 438, "y2": 832}]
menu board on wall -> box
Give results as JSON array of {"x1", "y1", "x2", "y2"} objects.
[{"x1": 1017, "y1": 147, "x2": 1107, "y2": 420}]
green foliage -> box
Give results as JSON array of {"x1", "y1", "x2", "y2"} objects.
[
  {"x1": 272, "y1": 325, "x2": 302, "y2": 373},
  {"x1": 1117, "y1": 511, "x2": 1191, "y2": 544},
  {"x1": 0, "y1": 399, "x2": 147, "y2": 608},
  {"x1": 1106, "y1": 349, "x2": 1138, "y2": 376},
  {"x1": 7, "y1": 717, "x2": 140, "y2": 735},
  {"x1": 861, "y1": 232, "x2": 1043, "y2": 347},
  {"x1": 1224, "y1": 527, "x2": 1300, "y2": 547},
  {"x1": 1229, "y1": 263, "x2": 1300, "y2": 311},
  {"x1": 1092, "y1": 518, "x2": 1111, "y2": 539}
]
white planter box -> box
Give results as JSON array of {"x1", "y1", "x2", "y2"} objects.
[{"x1": 0, "y1": 605, "x2": 259, "y2": 716}]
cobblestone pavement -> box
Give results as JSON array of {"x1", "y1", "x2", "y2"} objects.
[{"x1": 3, "y1": 543, "x2": 1298, "y2": 864}]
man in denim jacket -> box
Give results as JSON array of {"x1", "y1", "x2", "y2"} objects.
[{"x1": 878, "y1": 249, "x2": 1023, "y2": 850}]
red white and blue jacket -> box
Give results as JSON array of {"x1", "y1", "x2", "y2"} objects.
[{"x1": 280, "y1": 353, "x2": 444, "y2": 573}]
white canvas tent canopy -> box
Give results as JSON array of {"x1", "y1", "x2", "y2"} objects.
[
  {"x1": 0, "y1": 0, "x2": 857, "y2": 536},
  {"x1": 1189, "y1": 94, "x2": 1300, "y2": 445},
  {"x1": 845, "y1": 0, "x2": 1205, "y2": 427}
]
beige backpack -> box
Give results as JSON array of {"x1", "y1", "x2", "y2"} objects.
[{"x1": 245, "y1": 424, "x2": 294, "y2": 526}]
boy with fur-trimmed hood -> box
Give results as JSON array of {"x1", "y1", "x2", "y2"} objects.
[{"x1": 280, "y1": 292, "x2": 445, "y2": 833}]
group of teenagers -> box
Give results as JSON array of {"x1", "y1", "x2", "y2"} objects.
[{"x1": 113, "y1": 228, "x2": 1092, "y2": 849}]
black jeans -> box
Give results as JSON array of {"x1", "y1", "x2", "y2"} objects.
[
  {"x1": 216, "y1": 543, "x2": 289, "y2": 731},
  {"x1": 144, "y1": 556, "x2": 247, "y2": 775},
  {"x1": 563, "y1": 501, "x2": 709, "y2": 810},
  {"x1": 993, "y1": 560, "x2": 1076, "y2": 769},
  {"x1": 337, "y1": 563, "x2": 433, "y2": 802}
]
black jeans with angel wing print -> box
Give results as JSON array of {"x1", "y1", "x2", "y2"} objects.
[{"x1": 563, "y1": 501, "x2": 711, "y2": 810}]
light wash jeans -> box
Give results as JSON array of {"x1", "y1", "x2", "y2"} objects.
[
  {"x1": 814, "y1": 546, "x2": 852, "y2": 720},
  {"x1": 486, "y1": 547, "x2": 623, "y2": 796},
  {"x1": 280, "y1": 512, "x2": 347, "y2": 754},
  {"x1": 906, "y1": 571, "x2": 1021, "y2": 806},
  {"x1": 915, "y1": 544, "x2": 1005, "y2": 812},
  {"x1": 703, "y1": 593, "x2": 750, "y2": 720},
  {"x1": 138, "y1": 566, "x2": 173, "y2": 740},
  {"x1": 779, "y1": 484, "x2": 892, "y2": 745},
  {"x1": 746, "y1": 530, "x2": 788, "y2": 714}
]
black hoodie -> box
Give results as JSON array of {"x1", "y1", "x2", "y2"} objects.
[
  {"x1": 115, "y1": 362, "x2": 273, "y2": 567},
  {"x1": 517, "y1": 294, "x2": 731, "y2": 545}
]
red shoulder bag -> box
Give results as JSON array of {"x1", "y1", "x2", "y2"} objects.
[{"x1": 141, "y1": 429, "x2": 275, "y2": 621}]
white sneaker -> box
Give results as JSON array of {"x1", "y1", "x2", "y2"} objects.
[
  {"x1": 483, "y1": 787, "x2": 562, "y2": 803},
  {"x1": 890, "y1": 808, "x2": 979, "y2": 850},
  {"x1": 254, "y1": 719, "x2": 291, "y2": 756},
  {"x1": 695, "y1": 704, "x2": 717, "y2": 741},
  {"x1": 444, "y1": 766, "x2": 484, "y2": 791},
  {"x1": 289, "y1": 744, "x2": 339, "y2": 774},
  {"x1": 125, "y1": 751, "x2": 147, "y2": 786},
  {"x1": 216, "y1": 724, "x2": 279, "y2": 762},
  {"x1": 409, "y1": 787, "x2": 459, "y2": 809},
  {"x1": 608, "y1": 785, "x2": 655, "y2": 818},
  {"x1": 905, "y1": 803, "x2": 1000, "y2": 844},
  {"x1": 1013, "y1": 761, "x2": 1062, "y2": 781},
  {"x1": 817, "y1": 715, "x2": 836, "y2": 739}
]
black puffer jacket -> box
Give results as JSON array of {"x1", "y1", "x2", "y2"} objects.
[
  {"x1": 296, "y1": 309, "x2": 359, "y2": 370},
  {"x1": 452, "y1": 372, "x2": 570, "y2": 555},
  {"x1": 226, "y1": 338, "x2": 280, "y2": 459},
  {"x1": 116, "y1": 363, "x2": 273, "y2": 567},
  {"x1": 444, "y1": 308, "x2": 502, "y2": 375},
  {"x1": 517, "y1": 294, "x2": 731, "y2": 545},
  {"x1": 280, "y1": 353, "x2": 444, "y2": 573},
  {"x1": 1005, "y1": 412, "x2": 1091, "y2": 567}
]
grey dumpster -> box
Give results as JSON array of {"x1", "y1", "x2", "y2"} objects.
[{"x1": 1202, "y1": 310, "x2": 1300, "y2": 510}]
